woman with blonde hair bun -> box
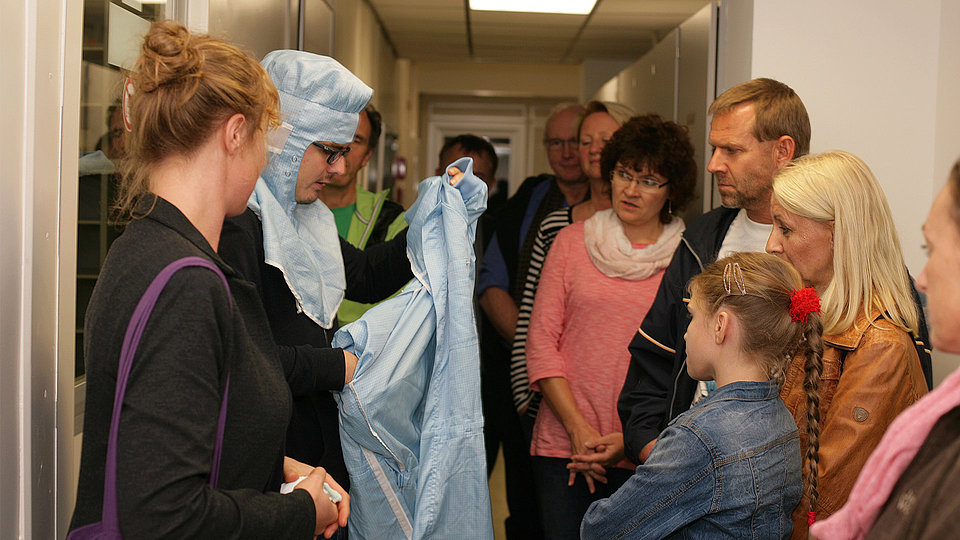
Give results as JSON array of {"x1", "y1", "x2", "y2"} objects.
[
  {"x1": 70, "y1": 21, "x2": 346, "y2": 538},
  {"x1": 765, "y1": 149, "x2": 931, "y2": 539}
]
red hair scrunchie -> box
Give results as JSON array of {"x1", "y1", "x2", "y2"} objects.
[{"x1": 790, "y1": 287, "x2": 821, "y2": 323}]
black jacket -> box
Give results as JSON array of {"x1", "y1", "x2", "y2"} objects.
[
  {"x1": 618, "y1": 207, "x2": 740, "y2": 464},
  {"x1": 489, "y1": 173, "x2": 556, "y2": 296},
  {"x1": 479, "y1": 174, "x2": 557, "y2": 379},
  {"x1": 367, "y1": 198, "x2": 406, "y2": 247}
]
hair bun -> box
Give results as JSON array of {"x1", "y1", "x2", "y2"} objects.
[{"x1": 136, "y1": 20, "x2": 204, "y2": 92}]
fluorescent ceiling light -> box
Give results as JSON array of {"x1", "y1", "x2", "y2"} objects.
[{"x1": 469, "y1": 0, "x2": 596, "y2": 15}]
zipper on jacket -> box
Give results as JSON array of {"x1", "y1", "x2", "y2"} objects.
[
  {"x1": 669, "y1": 237, "x2": 706, "y2": 422},
  {"x1": 668, "y1": 359, "x2": 687, "y2": 421},
  {"x1": 348, "y1": 381, "x2": 406, "y2": 473}
]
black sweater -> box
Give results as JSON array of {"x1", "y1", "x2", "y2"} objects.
[{"x1": 71, "y1": 197, "x2": 315, "y2": 539}]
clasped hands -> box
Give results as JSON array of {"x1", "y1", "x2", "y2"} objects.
[{"x1": 566, "y1": 429, "x2": 626, "y2": 494}]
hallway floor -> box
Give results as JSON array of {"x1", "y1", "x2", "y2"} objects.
[{"x1": 489, "y1": 448, "x2": 508, "y2": 539}]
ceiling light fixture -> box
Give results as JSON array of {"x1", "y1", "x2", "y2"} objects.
[{"x1": 469, "y1": 0, "x2": 597, "y2": 15}]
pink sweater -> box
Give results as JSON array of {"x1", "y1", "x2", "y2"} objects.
[{"x1": 526, "y1": 222, "x2": 663, "y2": 469}]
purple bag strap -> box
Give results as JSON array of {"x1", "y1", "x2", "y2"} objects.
[{"x1": 101, "y1": 256, "x2": 232, "y2": 535}]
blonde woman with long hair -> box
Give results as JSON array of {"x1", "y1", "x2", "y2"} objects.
[
  {"x1": 811, "y1": 161, "x2": 960, "y2": 539},
  {"x1": 765, "y1": 150, "x2": 931, "y2": 539}
]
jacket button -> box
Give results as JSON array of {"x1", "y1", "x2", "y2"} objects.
[{"x1": 853, "y1": 407, "x2": 869, "y2": 422}]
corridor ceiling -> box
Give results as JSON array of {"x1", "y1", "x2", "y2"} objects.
[{"x1": 366, "y1": 0, "x2": 711, "y2": 64}]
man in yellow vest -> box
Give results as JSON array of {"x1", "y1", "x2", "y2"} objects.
[{"x1": 319, "y1": 103, "x2": 407, "y2": 323}]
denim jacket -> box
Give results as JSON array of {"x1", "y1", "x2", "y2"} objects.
[
  {"x1": 582, "y1": 380, "x2": 801, "y2": 539},
  {"x1": 332, "y1": 158, "x2": 493, "y2": 539}
]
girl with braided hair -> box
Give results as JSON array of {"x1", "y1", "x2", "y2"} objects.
[{"x1": 581, "y1": 252, "x2": 821, "y2": 539}]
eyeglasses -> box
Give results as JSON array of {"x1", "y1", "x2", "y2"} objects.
[
  {"x1": 544, "y1": 137, "x2": 578, "y2": 150},
  {"x1": 311, "y1": 141, "x2": 351, "y2": 164},
  {"x1": 611, "y1": 167, "x2": 671, "y2": 193}
]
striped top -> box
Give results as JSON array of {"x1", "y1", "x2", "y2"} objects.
[{"x1": 509, "y1": 207, "x2": 574, "y2": 416}]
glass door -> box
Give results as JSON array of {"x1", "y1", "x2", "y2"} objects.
[{"x1": 76, "y1": 0, "x2": 167, "y2": 381}]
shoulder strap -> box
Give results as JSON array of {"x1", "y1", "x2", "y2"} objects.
[{"x1": 101, "y1": 256, "x2": 231, "y2": 534}]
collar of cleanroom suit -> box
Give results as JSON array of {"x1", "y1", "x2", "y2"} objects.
[
  {"x1": 332, "y1": 157, "x2": 493, "y2": 540},
  {"x1": 248, "y1": 50, "x2": 373, "y2": 329}
]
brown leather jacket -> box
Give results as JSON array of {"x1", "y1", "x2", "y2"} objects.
[{"x1": 781, "y1": 308, "x2": 927, "y2": 540}]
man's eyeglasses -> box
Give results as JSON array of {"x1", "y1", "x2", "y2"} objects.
[
  {"x1": 544, "y1": 137, "x2": 578, "y2": 151},
  {"x1": 611, "y1": 167, "x2": 671, "y2": 193},
  {"x1": 311, "y1": 141, "x2": 351, "y2": 164}
]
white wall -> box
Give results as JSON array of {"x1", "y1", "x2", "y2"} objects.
[
  {"x1": 750, "y1": 0, "x2": 942, "y2": 276},
  {"x1": 0, "y1": 1, "x2": 29, "y2": 535},
  {"x1": 581, "y1": 57, "x2": 633, "y2": 100},
  {"x1": 723, "y1": 0, "x2": 960, "y2": 383},
  {"x1": 934, "y1": 0, "x2": 960, "y2": 185}
]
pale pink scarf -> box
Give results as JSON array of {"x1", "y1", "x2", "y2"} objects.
[
  {"x1": 811, "y1": 365, "x2": 960, "y2": 539},
  {"x1": 583, "y1": 209, "x2": 684, "y2": 281}
]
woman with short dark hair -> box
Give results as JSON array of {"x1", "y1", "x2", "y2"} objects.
[{"x1": 525, "y1": 114, "x2": 696, "y2": 539}]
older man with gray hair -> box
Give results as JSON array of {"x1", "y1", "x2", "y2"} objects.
[{"x1": 475, "y1": 101, "x2": 587, "y2": 540}]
